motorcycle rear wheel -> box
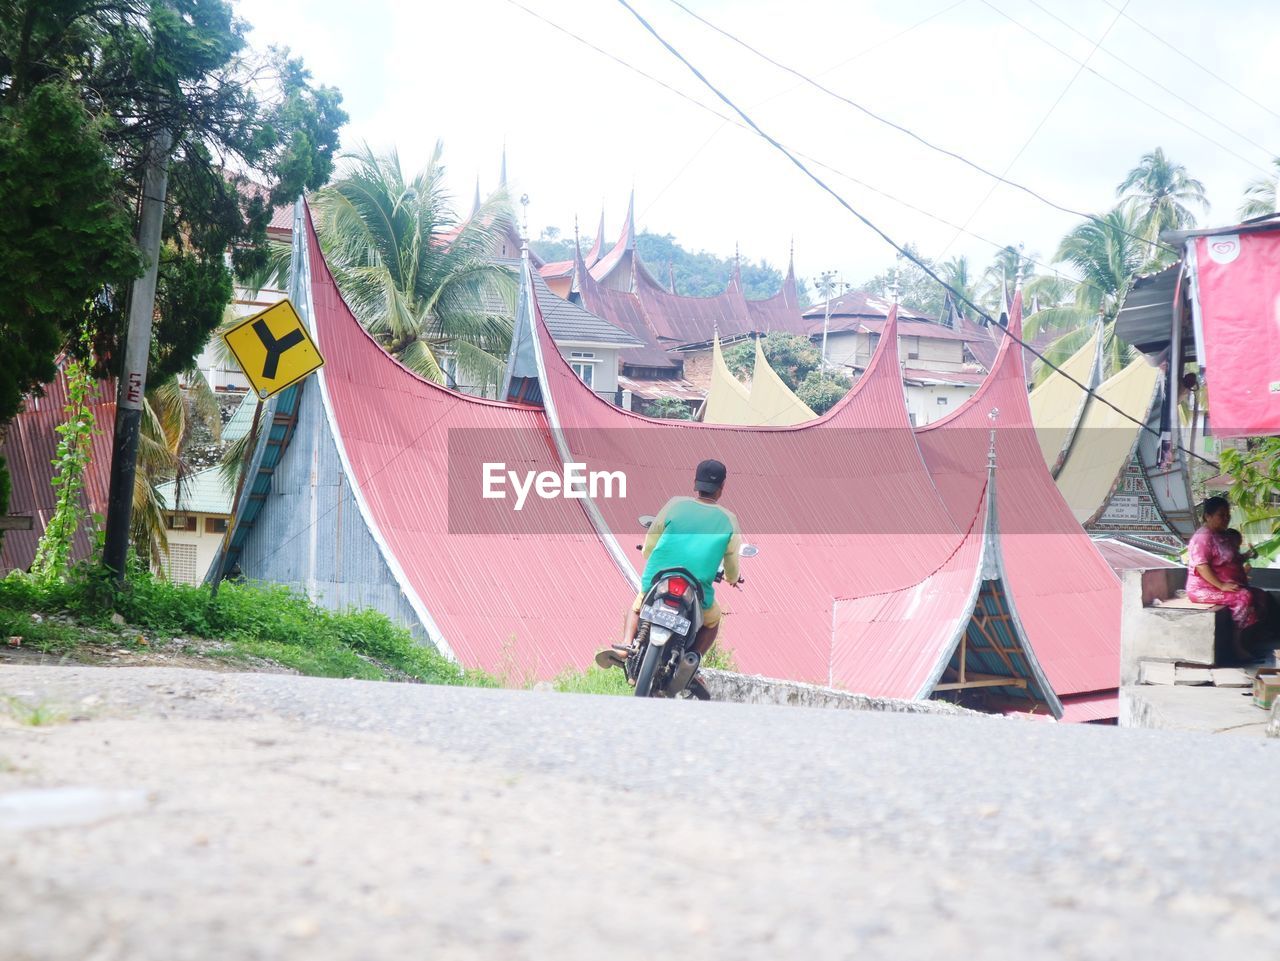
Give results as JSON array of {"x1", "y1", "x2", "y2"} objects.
[{"x1": 632, "y1": 637, "x2": 664, "y2": 698}]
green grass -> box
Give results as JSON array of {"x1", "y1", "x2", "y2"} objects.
[
  {"x1": 0, "y1": 609, "x2": 82, "y2": 656},
  {"x1": 1, "y1": 696, "x2": 66, "y2": 727},
  {"x1": 0, "y1": 563, "x2": 739, "y2": 696},
  {"x1": 0, "y1": 564, "x2": 496, "y2": 687},
  {"x1": 552, "y1": 664, "x2": 633, "y2": 696}
]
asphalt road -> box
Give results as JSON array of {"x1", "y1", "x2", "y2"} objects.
[{"x1": 1, "y1": 665, "x2": 1278, "y2": 960}]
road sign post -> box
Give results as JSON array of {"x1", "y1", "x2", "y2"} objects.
[{"x1": 222, "y1": 299, "x2": 324, "y2": 400}]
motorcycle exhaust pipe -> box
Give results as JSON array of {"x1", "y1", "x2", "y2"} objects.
[{"x1": 664, "y1": 650, "x2": 701, "y2": 697}]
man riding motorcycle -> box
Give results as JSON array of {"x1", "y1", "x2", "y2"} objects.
[{"x1": 596, "y1": 459, "x2": 742, "y2": 676}]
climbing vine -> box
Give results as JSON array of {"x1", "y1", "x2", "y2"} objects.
[{"x1": 30, "y1": 348, "x2": 97, "y2": 582}]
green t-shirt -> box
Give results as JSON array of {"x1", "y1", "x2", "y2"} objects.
[{"x1": 640, "y1": 496, "x2": 741, "y2": 609}]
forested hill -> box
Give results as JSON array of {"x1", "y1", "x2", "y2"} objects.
[{"x1": 531, "y1": 228, "x2": 808, "y2": 303}]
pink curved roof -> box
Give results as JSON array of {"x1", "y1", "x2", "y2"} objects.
[
  {"x1": 534, "y1": 295, "x2": 967, "y2": 685},
  {"x1": 298, "y1": 204, "x2": 1119, "y2": 713},
  {"x1": 914, "y1": 295, "x2": 1120, "y2": 700},
  {"x1": 304, "y1": 211, "x2": 633, "y2": 678}
]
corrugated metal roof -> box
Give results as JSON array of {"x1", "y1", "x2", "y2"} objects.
[
  {"x1": 156, "y1": 465, "x2": 233, "y2": 515},
  {"x1": 531, "y1": 270, "x2": 642, "y2": 348},
  {"x1": 814, "y1": 316, "x2": 973, "y2": 342},
  {"x1": 914, "y1": 295, "x2": 1121, "y2": 700},
  {"x1": 802, "y1": 291, "x2": 928, "y2": 321},
  {"x1": 1114, "y1": 263, "x2": 1181, "y2": 354},
  {"x1": 0, "y1": 362, "x2": 116, "y2": 573},
  {"x1": 301, "y1": 207, "x2": 632, "y2": 677},
  {"x1": 1090, "y1": 537, "x2": 1178, "y2": 572},
  {"x1": 536, "y1": 298, "x2": 969, "y2": 690},
  {"x1": 222, "y1": 392, "x2": 258, "y2": 444},
  {"x1": 235, "y1": 203, "x2": 1121, "y2": 717}
]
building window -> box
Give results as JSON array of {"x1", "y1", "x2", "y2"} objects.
[
  {"x1": 437, "y1": 351, "x2": 460, "y2": 387},
  {"x1": 570, "y1": 351, "x2": 596, "y2": 388},
  {"x1": 908, "y1": 351, "x2": 920, "y2": 360},
  {"x1": 167, "y1": 514, "x2": 197, "y2": 531},
  {"x1": 205, "y1": 517, "x2": 228, "y2": 534},
  {"x1": 163, "y1": 542, "x2": 199, "y2": 585},
  {"x1": 936, "y1": 396, "x2": 949, "y2": 406}
]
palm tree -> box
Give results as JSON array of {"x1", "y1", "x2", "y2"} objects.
[
  {"x1": 312, "y1": 143, "x2": 517, "y2": 393},
  {"x1": 1238, "y1": 158, "x2": 1280, "y2": 220},
  {"x1": 938, "y1": 255, "x2": 979, "y2": 319},
  {"x1": 1117, "y1": 148, "x2": 1208, "y2": 260},
  {"x1": 979, "y1": 244, "x2": 1034, "y2": 312},
  {"x1": 131, "y1": 373, "x2": 221, "y2": 570},
  {"x1": 1025, "y1": 203, "x2": 1154, "y2": 383}
]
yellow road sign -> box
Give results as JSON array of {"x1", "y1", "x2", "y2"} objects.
[{"x1": 221, "y1": 299, "x2": 324, "y2": 400}]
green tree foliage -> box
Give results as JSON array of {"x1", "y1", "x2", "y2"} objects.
[
  {"x1": 1220, "y1": 440, "x2": 1280, "y2": 561},
  {"x1": 644, "y1": 398, "x2": 695, "y2": 420},
  {"x1": 723, "y1": 332, "x2": 819, "y2": 389},
  {"x1": 1, "y1": 0, "x2": 344, "y2": 535},
  {"x1": 1238, "y1": 158, "x2": 1280, "y2": 220},
  {"x1": 313, "y1": 143, "x2": 516, "y2": 392},
  {"x1": 860, "y1": 246, "x2": 946, "y2": 319},
  {"x1": 636, "y1": 232, "x2": 794, "y2": 301},
  {"x1": 0, "y1": 0, "x2": 346, "y2": 416},
  {"x1": 1117, "y1": 147, "x2": 1207, "y2": 261},
  {"x1": 796, "y1": 369, "x2": 852, "y2": 415},
  {"x1": 29, "y1": 354, "x2": 96, "y2": 581},
  {"x1": 530, "y1": 227, "x2": 807, "y2": 302},
  {"x1": 0, "y1": 80, "x2": 139, "y2": 436}
]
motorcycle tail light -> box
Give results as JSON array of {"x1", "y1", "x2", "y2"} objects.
[{"x1": 667, "y1": 576, "x2": 688, "y2": 597}]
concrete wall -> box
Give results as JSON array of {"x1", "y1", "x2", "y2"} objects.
[
  {"x1": 161, "y1": 513, "x2": 228, "y2": 585},
  {"x1": 905, "y1": 383, "x2": 978, "y2": 426},
  {"x1": 700, "y1": 669, "x2": 981, "y2": 716},
  {"x1": 1118, "y1": 566, "x2": 1225, "y2": 685},
  {"x1": 823, "y1": 331, "x2": 966, "y2": 373},
  {"x1": 901, "y1": 335, "x2": 965, "y2": 370}
]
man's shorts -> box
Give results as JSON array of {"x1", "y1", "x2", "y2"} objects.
[{"x1": 632, "y1": 592, "x2": 722, "y2": 628}]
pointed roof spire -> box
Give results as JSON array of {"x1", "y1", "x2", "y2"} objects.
[
  {"x1": 499, "y1": 143, "x2": 508, "y2": 188},
  {"x1": 471, "y1": 177, "x2": 481, "y2": 218},
  {"x1": 668, "y1": 260, "x2": 677, "y2": 294},
  {"x1": 584, "y1": 207, "x2": 606, "y2": 267},
  {"x1": 623, "y1": 189, "x2": 636, "y2": 249},
  {"x1": 981, "y1": 407, "x2": 1002, "y2": 581}
]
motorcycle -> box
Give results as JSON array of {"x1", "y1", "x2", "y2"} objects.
[{"x1": 627, "y1": 514, "x2": 758, "y2": 699}]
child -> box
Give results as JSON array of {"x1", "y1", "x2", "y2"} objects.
[{"x1": 1222, "y1": 528, "x2": 1256, "y2": 588}]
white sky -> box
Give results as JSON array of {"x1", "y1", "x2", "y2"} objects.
[{"x1": 234, "y1": 0, "x2": 1280, "y2": 295}]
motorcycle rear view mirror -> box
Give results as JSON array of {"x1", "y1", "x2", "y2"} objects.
[
  {"x1": 739, "y1": 544, "x2": 759, "y2": 558},
  {"x1": 638, "y1": 515, "x2": 656, "y2": 529}
]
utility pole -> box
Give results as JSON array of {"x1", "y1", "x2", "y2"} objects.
[
  {"x1": 102, "y1": 129, "x2": 173, "y2": 580},
  {"x1": 816, "y1": 269, "x2": 838, "y2": 373}
]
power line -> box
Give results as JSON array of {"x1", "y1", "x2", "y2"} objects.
[
  {"x1": 661, "y1": 0, "x2": 1178, "y2": 257},
  {"x1": 938, "y1": 0, "x2": 1129, "y2": 256},
  {"x1": 639, "y1": 0, "x2": 969, "y2": 228},
  {"x1": 502, "y1": 0, "x2": 1121, "y2": 318},
  {"x1": 1022, "y1": 0, "x2": 1278, "y2": 160},
  {"x1": 612, "y1": 0, "x2": 1218, "y2": 469},
  {"x1": 979, "y1": 0, "x2": 1275, "y2": 179},
  {"x1": 1098, "y1": 0, "x2": 1280, "y2": 126}
]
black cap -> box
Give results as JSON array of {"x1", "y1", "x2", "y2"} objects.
[{"x1": 694, "y1": 458, "x2": 727, "y2": 494}]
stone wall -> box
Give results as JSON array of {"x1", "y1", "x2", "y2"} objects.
[{"x1": 701, "y1": 669, "x2": 982, "y2": 717}]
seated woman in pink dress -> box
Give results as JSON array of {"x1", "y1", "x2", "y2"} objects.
[{"x1": 1186, "y1": 497, "x2": 1267, "y2": 661}]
